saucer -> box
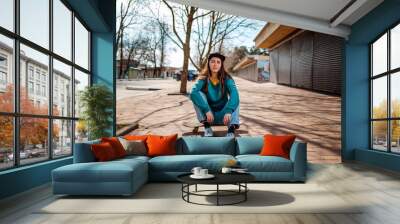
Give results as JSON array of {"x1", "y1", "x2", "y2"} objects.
[
  {"x1": 232, "y1": 170, "x2": 249, "y2": 174},
  {"x1": 190, "y1": 174, "x2": 215, "y2": 179}
]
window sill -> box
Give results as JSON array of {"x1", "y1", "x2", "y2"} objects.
[
  {"x1": 355, "y1": 148, "x2": 400, "y2": 172},
  {"x1": 0, "y1": 156, "x2": 72, "y2": 175}
]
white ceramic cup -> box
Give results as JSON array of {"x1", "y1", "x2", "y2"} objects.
[
  {"x1": 200, "y1": 169, "x2": 208, "y2": 176},
  {"x1": 191, "y1": 167, "x2": 202, "y2": 176},
  {"x1": 221, "y1": 167, "x2": 232, "y2": 174}
]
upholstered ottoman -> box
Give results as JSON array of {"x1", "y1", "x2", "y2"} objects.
[{"x1": 52, "y1": 156, "x2": 148, "y2": 196}]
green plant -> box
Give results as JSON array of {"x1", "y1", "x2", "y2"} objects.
[{"x1": 79, "y1": 84, "x2": 113, "y2": 140}]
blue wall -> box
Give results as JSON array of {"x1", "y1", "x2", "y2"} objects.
[
  {"x1": 0, "y1": 158, "x2": 72, "y2": 199},
  {"x1": 0, "y1": 0, "x2": 116, "y2": 200},
  {"x1": 91, "y1": 1, "x2": 116, "y2": 136},
  {"x1": 344, "y1": 0, "x2": 400, "y2": 170}
]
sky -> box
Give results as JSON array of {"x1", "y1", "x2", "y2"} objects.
[
  {"x1": 0, "y1": 0, "x2": 89, "y2": 70},
  {"x1": 1, "y1": 0, "x2": 265, "y2": 70},
  {"x1": 372, "y1": 31, "x2": 400, "y2": 110},
  {"x1": 118, "y1": 0, "x2": 266, "y2": 69}
]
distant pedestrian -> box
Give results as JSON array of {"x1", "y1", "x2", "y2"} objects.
[{"x1": 190, "y1": 52, "x2": 240, "y2": 137}]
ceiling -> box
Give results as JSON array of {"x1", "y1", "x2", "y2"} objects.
[{"x1": 166, "y1": 0, "x2": 384, "y2": 38}]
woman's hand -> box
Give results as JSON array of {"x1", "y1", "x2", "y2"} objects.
[
  {"x1": 223, "y1": 113, "x2": 231, "y2": 125},
  {"x1": 206, "y1": 111, "x2": 214, "y2": 123}
]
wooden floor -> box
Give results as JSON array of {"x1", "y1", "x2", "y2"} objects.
[{"x1": 1, "y1": 162, "x2": 400, "y2": 224}]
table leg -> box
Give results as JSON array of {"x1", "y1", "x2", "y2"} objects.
[
  {"x1": 245, "y1": 183, "x2": 247, "y2": 201},
  {"x1": 187, "y1": 184, "x2": 190, "y2": 202},
  {"x1": 217, "y1": 184, "x2": 219, "y2": 206},
  {"x1": 181, "y1": 184, "x2": 183, "y2": 199},
  {"x1": 195, "y1": 184, "x2": 197, "y2": 192}
]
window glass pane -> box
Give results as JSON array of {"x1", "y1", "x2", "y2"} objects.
[
  {"x1": 372, "y1": 33, "x2": 387, "y2": 76},
  {"x1": 391, "y1": 72, "x2": 400, "y2": 118},
  {"x1": 53, "y1": 59, "x2": 72, "y2": 117},
  {"x1": 20, "y1": 44, "x2": 49, "y2": 115},
  {"x1": 20, "y1": 0, "x2": 49, "y2": 49},
  {"x1": 391, "y1": 120, "x2": 400, "y2": 153},
  {"x1": 75, "y1": 120, "x2": 88, "y2": 143},
  {"x1": 0, "y1": 35, "x2": 14, "y2": 112},
  {"x1": 20, "y1": 117, "x2": 49, "y2": 165},
  {"x1": 75, "y1": 18, "x2": 89, "y2": 70},
  {"x1": 372, "y1": 121, "x2": 388, "y2": 151},
  {"x1": 53, "y1": 119, "x2": 72, "y2": 157},
  {"x1": 391, "y1": 24, "x2": 400, "y2": 70},
  {"x1": 0, "y1": 116, "x2": 13, "y2": 170},
  {"x1": 0, "y1": 0, "x2": 14, "y2": 31},
  {"x1": 74, "y1": 69, "x2": 89, "y2": 118},
  {"x1": 53, "y1": 0, "x2": 72, "y2": 60},
  {"x1": 372, "y1": 76, "x2": 387, "y2": 119}
]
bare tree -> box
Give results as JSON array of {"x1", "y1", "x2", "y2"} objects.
[
  {"x1": 225, "y1": 46, "x2": 248, "y2": 73},
  {"x1": 116, "y1": 0, "x2": 145, "y2": 79},
  {"x1": 191, "y1": 12, "x2": 258, "y2": 72},
  {"x1": 160, "y1": 0, "x2": 211, "y2": 94},
  {"x1": 159, "y1": 21, "x2": 169, "y2": 78},
  {"x1": 120, "y1": 34, "x2": 151, "y2": 78},
  {"x1": 146, "y1": 1, "x2": 260, "y2": 91},
  {"x1": 140, "y1": 19, "x2": 170, "y2": 78}
]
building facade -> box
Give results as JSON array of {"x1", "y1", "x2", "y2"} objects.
[
  {"x1": 0, "y1": 41, "x2": 75, "y2": 157},
  {"x1": 255, "y1": 24, "x2": 343, "y2": 95},
  {"x1": 232, "y1": 55, "x2": 270, "y2": 82}
]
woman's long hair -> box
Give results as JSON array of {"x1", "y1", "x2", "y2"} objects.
[{"x1": 198, "y1": 58, "x2": 232, "y2": 95}]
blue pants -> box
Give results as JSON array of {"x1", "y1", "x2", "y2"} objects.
[{"x1": 192, "y1": 92, "x2": 240, "y2": 127}]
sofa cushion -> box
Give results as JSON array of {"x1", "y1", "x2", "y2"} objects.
[
  {"x1": 101, "y1": 137, "x2": 127, "y2": 158},
  {"x1": 73, "y1": 139, "x2": 101, "y2": 163},
  {"x1": 148, "y1": 154, "x2": 235, "y2": 172},
  {"x1": 260, "y1": 134, "x2": 296, "y2": 159},
  {"x1": 177, "y1": 137, "x2": 235, "y2": 155},
  {"x1": 124, "y1": 135, "x2": 149, "y2": 151},
  {"x1": 91, "y1": 142, "x2": 118, "y2": 161},
  {"x1": 147, "y1": 134, "x2": 178, "y2": 157},
  {"x1": 118, "y1": 138, "x2": 147, "y2": 156},
  {"x1": 235, "y1": 136, "x2": 263, "y2": 155},
  {"x1": 124, "y1": 135, "x2": 149, "y2": 141},
  {"x1": 236, "y1": 155, "x2": 293, "y2": 172},
  {"x1": 52, "y1": 159, "x2": 147, "y2": 183}
]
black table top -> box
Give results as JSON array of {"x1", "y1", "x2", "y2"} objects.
[{"x1": 177, "y1": 172, "x2": 255, "y2": 185}]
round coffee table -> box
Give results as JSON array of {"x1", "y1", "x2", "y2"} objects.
[{"x1": 177, "y1": 172, "x2": 255, "y2": 206}]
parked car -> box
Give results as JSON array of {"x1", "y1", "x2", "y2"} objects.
[
  {"x1": 174, "y1": 72, "x2": 181, "y2": 81},
  {"x1": 174, "y1": 70, "x2": 198, "y2": 81},
  {"x1": 7, "y1": 150, "x2": 32, "y2": 161}
]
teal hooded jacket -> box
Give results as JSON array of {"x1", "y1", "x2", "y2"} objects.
[{"x1": 190, "y1": 77, "x2": 239, "y2": 114}]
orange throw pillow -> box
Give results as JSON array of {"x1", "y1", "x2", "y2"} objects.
[
  {"x1": 91, "y1": 142, "x2": 118, "y2": 161},
  {"x1": 260, "y1": 134, "x2": 296, "y2": 159},
  {"x1": 124, "y1": 135, "x2": 148, "y2": 141},
  {"x1": 146, "y1": 134, "x2": 178, "y2": 157},
  {"x1": 101, "y1": 137, "x2": 127, "y2": 158}
]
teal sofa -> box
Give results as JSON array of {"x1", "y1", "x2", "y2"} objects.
[{"x1": 52, "y1": 136, "x2": 307, "y2": 196}]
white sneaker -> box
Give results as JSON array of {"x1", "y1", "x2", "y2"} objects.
[
  {"x1": 204, "y1": 127, "x2": 214, "y2": 137},
  {"x1": 225, "y1": 132, "x2": 235, "y2": 137}
]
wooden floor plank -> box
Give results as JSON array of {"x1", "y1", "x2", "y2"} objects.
[{"x1": 1, "y1": 162, "x2": 400, "y2": 224}]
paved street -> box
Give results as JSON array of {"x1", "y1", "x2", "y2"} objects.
[{"x1": 117, "y1": 77, "x2": 341, "y2": 163}]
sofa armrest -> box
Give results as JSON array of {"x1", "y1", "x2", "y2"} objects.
[
  {"x1": 289, "y1": 141, "x2": 307, "y2": 181},
  {"x1": 73, "y1": 140, "x2": 100, "y2": 163}
]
